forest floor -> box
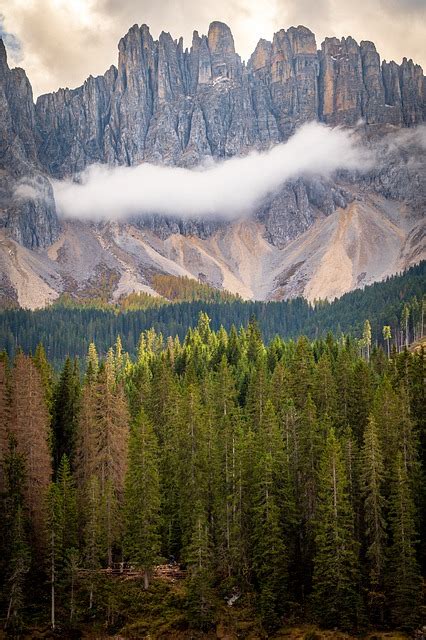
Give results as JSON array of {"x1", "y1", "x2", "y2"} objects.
[{"x1": 3, "y1": 570, "x2": 414, "y2": 640}]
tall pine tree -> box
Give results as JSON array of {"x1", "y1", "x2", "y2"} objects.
[{"x1": 312, "y1": 429, "x2": 361, "y2": 629}]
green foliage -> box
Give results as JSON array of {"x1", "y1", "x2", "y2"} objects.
[
  {"x1": 46, "y1": 455, "x2": 79, "y2": 628},
  {"x1": 151, "y1": 274, "x2": 241, "y2": 303},
  {"x1": 186, "y1": 505, "x2": 216, "y2": 631},
  {"x1": 387, "y1": 453, "x2": 422, "y2": 629},
  {"x1": 52, "y1": 357, "x2": 80, "y2": 470},
  {"x1": 124, "y1": 410, "x2": 161, "y2": 582},
  {"x1": 1, "y1": 438, "x2": 31, "y2": 633},
  {"x1": 1, "y1": 261, "x2": 424, "y2": 367},
  {"x1": 312, "y1": 429, "x2": 362, "y2": 629},
  {"x1": 0, "y1": 304, "x2": 424, "y2": 635},
  {"x1": 360, "y1": 417, "x2": 387, "y2": 622},
  {"x1": 250, "y1": 402, "x2": 288, "y2": 630}
]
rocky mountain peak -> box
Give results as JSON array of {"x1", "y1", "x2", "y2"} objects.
[
  {"x1": 287, "y1": 25, "x2": 317, "y2": 55},
  {"x1": 249, "y1": 39, "x2": 272, "y2": 71},
  {"x1": 207, "y1": 21, "x2": 235, "y2": 55},
  {"x1": 0, "y1": 38, "x2": 8, "y2": 77},
  {"x1": 0, "y1": 21, "x2": 424, "y2": 269}
]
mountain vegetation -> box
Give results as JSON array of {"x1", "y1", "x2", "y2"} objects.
[
  {"x1": 0, "y1": 261, "x2": 424, "y2": 366},
  {"x1": 0, "y1": 307, "x2": 424, "y2": 637},
  {"x1": 52, "y1": 274, "x2": 241, "y2": 311}
]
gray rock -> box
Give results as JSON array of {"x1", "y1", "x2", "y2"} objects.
[
  {"x1": 1, "y1": 174, "x2": 59, "y2": 248},
  {"x1": 319, "y1": 36, "x2": 366, "y2": 125},
  {"x1": 360, "y1": 41, "x2": 386, "y2": 124},
  {"x1": 0, "y1": 21, "x2": 424, "y2": 251},
  {"x1": 0, "y1": 41, "x2": 60, "y2": 248},
  {"x1": 382, "y1": 61, "x2": 403, "y2": 125}
]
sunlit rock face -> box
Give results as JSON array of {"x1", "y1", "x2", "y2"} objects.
[
  {"x1": 33, "y1": 21, "x2": 424, "y2": 177},
  {"x1": 0, "y1": 21, "x2": 424, "y2": 253}
]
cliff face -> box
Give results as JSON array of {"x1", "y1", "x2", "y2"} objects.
[
  {"x1": 0, "y1": 21, "x2": 424, "y2": 257},
  {"x1": 34, "y1": 21, "x2": 425, "y2": 177},
  {"x1": 0, "y1": 41, "x2": 60, "y2": 248}
]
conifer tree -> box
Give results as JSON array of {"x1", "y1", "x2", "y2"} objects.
[
  {"x1": 226, "y1": 324, "x2": 242, "y2": 367},
  {"x1": 245, "y1": 354, "x2": 269, "y2": 429},
  {"x1": 186, "y1": 503, "x2": 215, "y2": 631},
  {"x1": 10, "y1": 353, "x2": 52, "y2": 548},
  {"x1": 46, "y1": 482, "x2": 60, "y2": 630},
  {"x1": 340, "y1": 426, "x2": 360, "y2": 517},
  {"x1": 209, "y1": 357, "x2": 244, "y2": 583},
  {"x1": 148, "y1": 355, "x2": 178, "y2": 442},
  {"x1": 46, "y1": 455, "x2": 78, "y2": 628},
  {"x1": 2, "y1": 437, "x2": 30, "y2": 633},
  {"x1": 382, "y1": 326, "x2": 392, "y2": 358},
  {"x1": 372, "y1": 377, "x2": 399, "y2": 485},
  {"x1": 114, "y1": 335, "x2": 124, "y2": 379},
  {"x1": 313, "y1": 353, "x2": 338, "y2": 420},
  {"x1": 93, "y1": 362, "x2": 130, "y2": 566},
  {"x1": 334, "y1": 346, "x2": 353, "y2": 429},
  {"x1": 387, "y1": 452, "x2": 422, "y2": 629},
  {"x1": 312, "y1": 429, "x2": 361, "y2": 629},
  {"x1": 297, "y1": 394, "x2": 322, "y2": 593},
  {"x1": 151, "y1": 365, "x2": 181, "y2": 560},
  {"x1": 362, "y1": 320, "x2": 372, "y2": 361},
  {"x1": 52, "y1": 356, "x2": 80, "y2": 471},
  {"x1": 125, "y1": 354, "x2": 152, "y2": 418},
  {"x1": 360, "y1": 416, "x2": 387, "y2": 621},
  {"x1": 56, "y1": 455, "x2": 79, "y2": 553},
  {"x1": 397, "y1": 384, "x2": 420, "y2": 485},
  {"x1": 251, "y1": 435, "x2": 287, "y2": 627},
  {"x1": 33, "y1": 343, "x2": 54, "y2": 409},
  {"x1": 124, "y1": 410, "x2": 161, "y2": 589},
  {"x1": 75, "y1": 354, "x2": 130, "y2": 569},
  {"x1": 246, "y1": 317, "x2": 265, "y2": 363},
  {"x1": 290, "y1": 336, "x2": 315, "y2": 410},
  {"x1": 251, "y1": 456, "x2": 286, "y2": 631},
  {"x1": 401, "y1": 304, "x2": 410, "y2": 349},
  {"x1": 0, "y1": 358, "x2": 11, "y2": 493},
  {"x1": 4, "y1": 504, "x2": 30, "y2": 632},
  {"x1": 86, "y1": 342, "x2": 99, "y2": 381},
  {"x1": 175, "y1": 381, "x2": 209, "y2": 556},
  {"x1": 82, "y1": 475, "x2": 102, "y2": 609},
  {"x1": 347, "y1": 359, "x2": 373, "y2": 444},
  {"x1": 251, "y1": 400, "x2": 295, "y2": 626},
  {"x1": 75, "y1": 374, "x2": 97, "y2": 491}
]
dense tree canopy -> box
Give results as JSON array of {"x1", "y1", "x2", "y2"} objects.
[
  {"x1": 0, "y1": 261, "x2": 424, "y2": 367},
  {"x1": 0, "y1": 305, "x2": 424, "y2": 635}
]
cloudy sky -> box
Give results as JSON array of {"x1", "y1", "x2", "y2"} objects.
[{"x1": 1, "y1": 0, "x2": 425, "y2": 98}]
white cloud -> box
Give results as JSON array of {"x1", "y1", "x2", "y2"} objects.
[{"x1": 53, "y1": 122, "x2": 372, "y2": 221}]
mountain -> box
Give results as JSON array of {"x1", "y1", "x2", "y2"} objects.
[{"x1": 0, "y1": 22, "x2": 425, "y2": 307}]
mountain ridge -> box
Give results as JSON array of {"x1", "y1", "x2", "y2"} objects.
[{"x1": 0, "y1": 21, "x2": 424, "y2": 306}]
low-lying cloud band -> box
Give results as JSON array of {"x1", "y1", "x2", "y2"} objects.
[{"x1": 53, "y1": 122, "x2": 372, "y2": 222}]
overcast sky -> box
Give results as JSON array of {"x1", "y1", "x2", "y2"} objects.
[{"x1": 1, "y1": 0, "x2": 425, "y2": 98}]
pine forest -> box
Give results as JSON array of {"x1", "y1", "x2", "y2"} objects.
[{"x1": 0, "y1": 308, "x2": 424, "y2": 638}]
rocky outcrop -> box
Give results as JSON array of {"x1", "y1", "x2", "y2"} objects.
[
  {"x1": 36, "y1": 67, "x2": 116, "y2": 177},
  {"x1": 382, "y1": 61, "x2": 403, "y2": 125},
  {"x1": 32, "y1": 22, "x2": 425, "y2": 176},
  {"x1": 1, "y1": 174, "x2": 58, "y2": 249},
  {"x1": 317, "y1": 36, "x2": 424, "y2": 128},
  {"x1": 319, "y1": 37, "x2": 366, "y2": 125},
  {"x1": 1, "y1": 193, "x2": 423, "y2": 308},
  {"x1": 0, "y1": 21, "x2": 424, "y2": 252},
  {"x1": 399, "y1": 58, "x2": 424, "y2": 125},
  {"x1": 0, "y1": 39, "x2": 38, "y2": 175},
  {"x1": 0, "y1": 41, "x2": 60, "y2": 248}
]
